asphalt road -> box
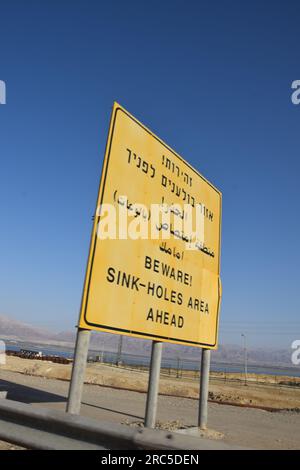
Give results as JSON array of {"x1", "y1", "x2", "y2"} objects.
[{"x1": 0, "y1": 369, "x2": 299, "y2": 449}]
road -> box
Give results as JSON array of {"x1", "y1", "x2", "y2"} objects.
[{"x1": 0, "y1": 369, "x2": 299, "y2": 449}]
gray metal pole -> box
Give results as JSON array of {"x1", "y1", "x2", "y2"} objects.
[
  {"x1": 144, "y1": 341, "x2": 163, "y2": 429},
  {"x1": 241, "y1": 333, "x2": 248, "y2": 385},
  {"x1": 116, "y1": 335, "x2": 123, "y2": 366},
  {"x1": 198, "y1": 348, "x2": 211, "y2": 430},
  {"x1": 66, "y1": 328, "x2": 91, "y2": 415}
]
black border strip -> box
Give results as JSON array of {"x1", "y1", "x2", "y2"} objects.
[{"x1": 83, "y1": 106, "x2": 222, "y2": 348}]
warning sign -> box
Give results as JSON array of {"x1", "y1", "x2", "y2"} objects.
[{"x1": 78, "y1": 103, "x2": 222, "y2": 348}]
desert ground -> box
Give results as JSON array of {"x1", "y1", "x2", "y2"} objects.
[
  {"x1": 0, "y1": 356, "x2": 300, "y2": 449},
  {"x1": 2, "y1": 356, "x2": 300, "y2": 409}
]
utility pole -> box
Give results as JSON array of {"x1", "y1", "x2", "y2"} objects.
[
  {"x1": 176, "y1": 356, "x2": 181, "y2": 378},
  {"x1": 241, "y1": 333, "x2": 248, "y2": 385},
  {"x1": 116, "y1": 335, "x2": 123, "y2": 366}
]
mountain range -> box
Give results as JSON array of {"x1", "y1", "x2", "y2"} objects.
[{"x1": 0, "y1": 314, "x2": 296, "y2": 368}]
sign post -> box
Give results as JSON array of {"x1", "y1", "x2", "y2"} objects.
[
  {"x1": 198, "y1": 348, "x2": 211, "y2": 429},
  {"x1": 67, "y1": 102, "x2": 222, "y2": 422},
  {"x1": 66, "y1": 328, "x2": 91, "y2": 414},
  {"x1": 144, "y1": 341, "x2": 163, "y2": 428}
]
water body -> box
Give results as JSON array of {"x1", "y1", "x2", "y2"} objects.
[{"x1": 3, "y1": 340, "x2": 300, "y2": 378}]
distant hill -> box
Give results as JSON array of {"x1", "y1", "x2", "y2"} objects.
[
  {"x1": 0, "y1": 314, "x2": 296, "y2": 368},
  {"x1": 0, "y1": 315, "x2": 55, "y2": 341}
]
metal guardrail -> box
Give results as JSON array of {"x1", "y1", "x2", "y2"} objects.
[{"x1": 0, "y1": 399, "x2": 239, "y2": 450}]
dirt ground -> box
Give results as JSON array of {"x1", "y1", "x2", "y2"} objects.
[
  {"x1": 0, "y1": 441, "x2": 23, "y2": 450},
  {"x1": 0, "y1": 367, "x2": 300, "y2": 449},
  {"x1": 1, "y1": 356, "x2": 300, "y2": 410}
]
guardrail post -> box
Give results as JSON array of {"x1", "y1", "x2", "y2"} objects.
[
  {"x1": 144, "y1": 341, "x2": 162, "y2": 428},
  {"x1": 198, "y1": 348, "x2": 211, "y2": 430},
  {"x1": 67, "y1": 328, "x2": 91, "y2": 414}
]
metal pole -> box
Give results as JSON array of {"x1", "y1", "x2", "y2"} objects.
[
  {"x1": 144, "y1": 341, "x2": 163, "y2": 429},
  {"x1": 198, "y1": 348, "x2": 211, "y2": 430},
  {"x1": 66, "y1": 328, "x2": 91, "y2": 415},
  {"x1": 116, "y1": 335, "x2": 123, "y2": 366},
  {"x1": 176, "y1": 356, "x2": 180, "y2": 378},
  {"x1": 241, "y1": 333, "x2": 248, "y2": 385}
]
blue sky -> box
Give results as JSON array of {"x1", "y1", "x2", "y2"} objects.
[{"x1": 0, "y1": 0, "x2": 299, "y2": 349}]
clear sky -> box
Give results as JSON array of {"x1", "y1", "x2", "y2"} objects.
[{"x1": 0, "y1": 0, "x2": 299, "y2": 349}]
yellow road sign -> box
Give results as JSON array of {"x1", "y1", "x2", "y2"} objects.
[{"x1": 78, "y1": 102, "x2": 222, "y2": 348}]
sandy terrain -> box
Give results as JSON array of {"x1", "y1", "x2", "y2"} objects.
[
  {"x1": 0, "y1": 367, "x2": 300, "y2": 449},
  {"x1": 0, "y1": 441, "x2": 23, "y2": 450},
  {"x1": 1, "y1": 356, "x2": 300, "y2": 410}
]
